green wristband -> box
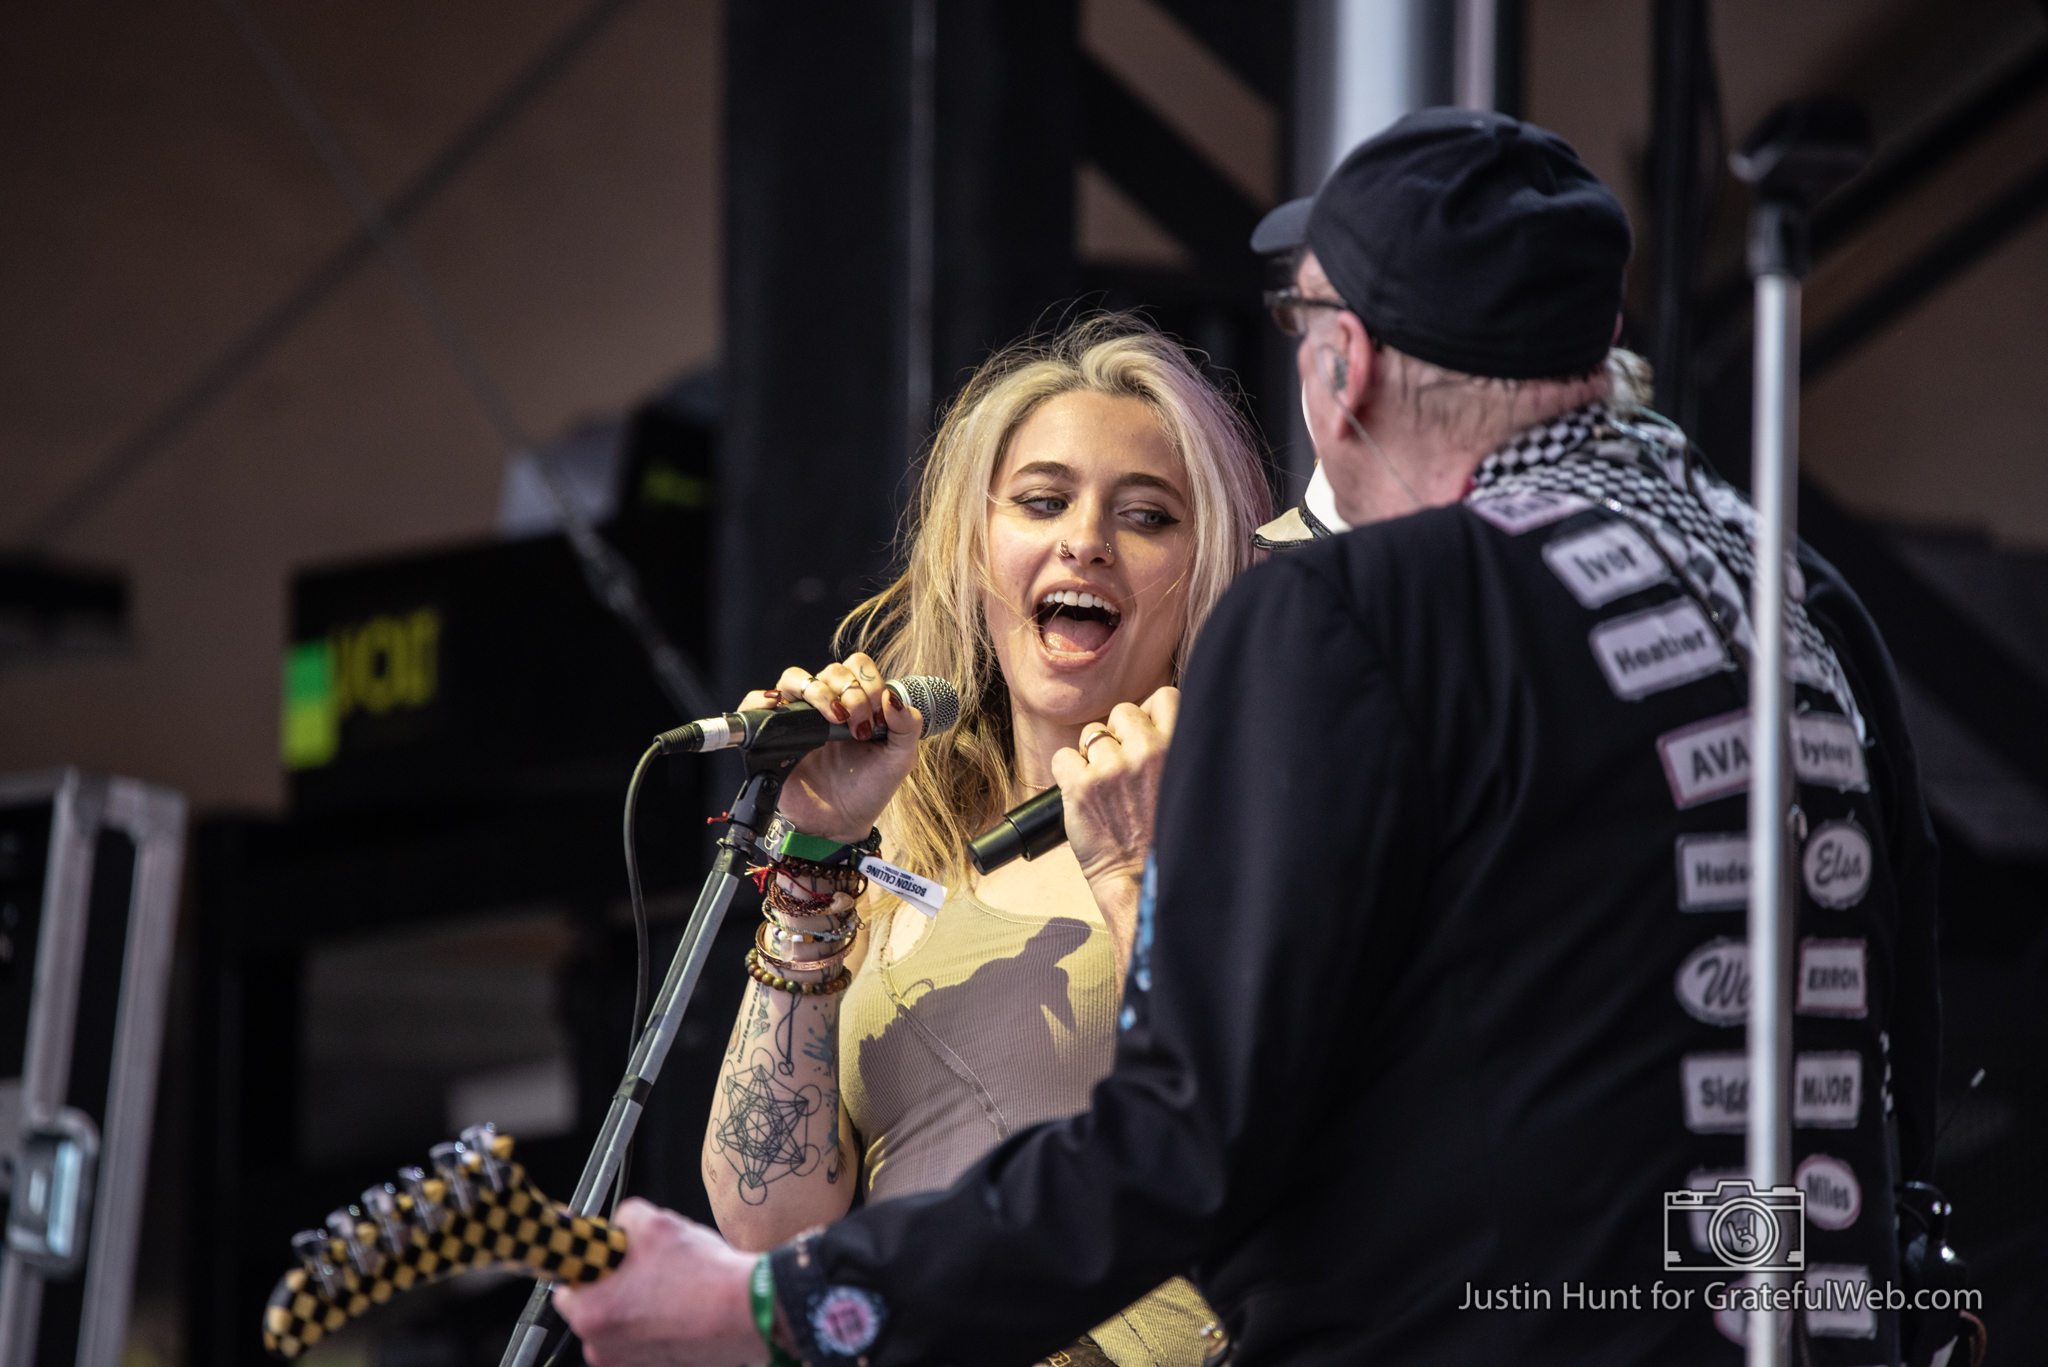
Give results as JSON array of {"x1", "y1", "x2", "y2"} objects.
[{"x1": 750, "y1": 1255, "x2": 800, "y2": 1367}]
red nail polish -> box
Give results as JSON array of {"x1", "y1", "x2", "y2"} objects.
[
  {"x1": 887, "y1": 690, "x2": 903, "y2": 711},
  {"x1": 762, "y1": 690, "x2": 782, "y2": 704},
  {"x1": 833, "y1": 702, "x2": 850, "y2": 722},
  {"x1": 855, "y1": 721, "x2": 873, "y2": 741}
]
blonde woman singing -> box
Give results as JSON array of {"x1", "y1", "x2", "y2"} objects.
[{"x1": 703, "y1": 316, "x2": 1270, "y2": 1366}]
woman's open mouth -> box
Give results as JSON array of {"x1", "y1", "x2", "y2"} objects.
[{"x1": 1034, "y1": 589, "x2": 1123, "y2": 657}]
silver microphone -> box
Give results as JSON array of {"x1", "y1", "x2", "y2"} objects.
[{"x1": 656, "y1": 676, "x2": 961, "y2": 754}]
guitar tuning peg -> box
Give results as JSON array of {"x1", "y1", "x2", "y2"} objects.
[
  {"x1": 398, "y1": 1165, "x2": 447, "y2": 1233},
  {"x1": 326, "y1": 1206, "x2": 381, "y2": 1277},
  {"x1": 292, "y1": 1229, "x2": 347, "y2": 1298},
  {"x1": 459, "y1": 1123, "x2": 509, "y2": 1192},
  {"x1": 361, "y1": 1183, "x2": 411, "y2": 1254},
  {"x1": 428, "y1": 1142, "x2": 476, "y2": 1213}
]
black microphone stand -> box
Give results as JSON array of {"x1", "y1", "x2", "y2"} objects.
[{"x1": 496, "y1": 711, "x2": 827, "y2": 1367}]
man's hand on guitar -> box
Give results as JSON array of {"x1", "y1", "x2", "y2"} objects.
[{"x1": 552, "y1": 1199, "x2": 764, "y2": 1367}]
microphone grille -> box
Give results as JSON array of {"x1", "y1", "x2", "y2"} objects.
[{"x1": 891, "y1": 676, "x2": 961, "y2": 738}]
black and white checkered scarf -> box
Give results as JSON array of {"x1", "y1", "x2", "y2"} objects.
[{"x1": 1469, "y1": 400, "x2": 1865, "y2": 737}]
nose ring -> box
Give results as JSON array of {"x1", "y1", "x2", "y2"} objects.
[{"x1": 1058, "y1": 539, "x2": 1072, "y2": 559}]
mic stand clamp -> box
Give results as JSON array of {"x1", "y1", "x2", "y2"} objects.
[{"x1": 498, "y1": 744, "x2": 799, "y2": 1367}]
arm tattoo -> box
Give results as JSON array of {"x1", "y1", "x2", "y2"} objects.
[{"x1": 710, "y1": 1051, "x2": 835, "y2": 1203}]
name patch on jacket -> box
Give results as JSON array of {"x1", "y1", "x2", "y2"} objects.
[
  {"x1": 1675, "y1": 937, "x2": 1748, "y2": 1025},
  {"x1": 1658, "y1": 710, "x2": 1750, "y2": 808},
  {"x1": 1796, "y1": 939, "x2": 1868, "y2": 1017},
  {"x1": 1543, "y1": 521, "x2": 1668, "y2": 607},
  {"x1": 1790, "y1": 712, "x2": 1869, "y2": 791},
  {"x1": 1795, "y1": 1154, "x2": 1864, "y2": 1230},
  {"x1": 1468, "y1": 488, "x2": 1592, "y2": 534},
  {"x1": 1675, "y1": 832, "x2": 1749, "y2": 910},
  {"x1": 1681, "y1": 1051, "x2": 1863, "y2": 1131},
  {"x1": 1590, "y1": 600, "x2": 1729, "y2": 699},
  {"x1": 1801, "y1": 821, "x2": 1872, "y2": 909}
]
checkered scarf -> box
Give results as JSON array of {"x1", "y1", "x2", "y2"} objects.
[{"x1": 1470, "y1": 401, "x2": 1865, "y2": 737}]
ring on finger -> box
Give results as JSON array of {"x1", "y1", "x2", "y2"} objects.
[{"x1": 1080, "y1": 726, "x2": 1119, "y2": 757}]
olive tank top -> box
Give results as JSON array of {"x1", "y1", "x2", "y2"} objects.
[{"x1": 840, "y1": 887, "x2": 1215, "y2": 1367}]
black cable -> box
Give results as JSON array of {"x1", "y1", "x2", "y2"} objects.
[{"x1": 612, "y1": 741, "x2": 660, "y2": 1217}]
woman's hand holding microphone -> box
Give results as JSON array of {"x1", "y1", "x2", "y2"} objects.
[{"x1": 737, "y1": 651, "x2": 924, "y2": 844}]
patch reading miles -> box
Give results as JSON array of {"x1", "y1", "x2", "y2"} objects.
[
  {"x1": 1468, "y1": 488, "x2": 1592, "y2": 534},
  {"x1": 1675, "y1": 833, "x2": 1750, "y2": 910},
  {"x1": 1681, "y1": 1051, "x2": 1864, "y2": 1132},
  {"x1": 1675, "y1": 937, "x2": 1749, "y2": 1025},
  {"x1": 1802, "y1": 820, "x2": 1872, "y2": 908},
  {"x1": 1796, "y1": 1154, "x2": 1863, "y2": 1231},
  {"x1": 1590, "y1": 600, "x2": 1729, "y2": 700},
  {"x1": 1658, "y1": 710, "x2": 1750, "y2": 808},
  {"x1": 1542, "y1": 521, "x2": 1668, "y2": 607},
  {"x1": 1796, "y1": 939, "x2": 1868, "y2": 1017},
  {"x1": 1791, "y1": 712, "x2": 1868, "y2": 791}
]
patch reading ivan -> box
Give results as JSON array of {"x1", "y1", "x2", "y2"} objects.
[
  {"x1": 1590, "y1": 600, "x2": 1729, "y2": 700},
  {"x1": 1542, "y1": 520, "x2": 1668, "y2": 607}
]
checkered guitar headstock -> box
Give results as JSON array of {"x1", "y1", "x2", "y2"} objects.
[{"x1": 262, "y1": 1124, "x2": 627, "y2": 1360}]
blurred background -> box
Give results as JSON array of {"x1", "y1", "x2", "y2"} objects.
[{"x1": 2, "y1": 1, "x2": 2045, "y2": 1364}]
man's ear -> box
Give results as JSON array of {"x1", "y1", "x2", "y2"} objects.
[{"x1": 1331, "y1": 309, "x2": 1374, "y2": 413}]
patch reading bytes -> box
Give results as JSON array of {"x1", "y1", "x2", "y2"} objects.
[
  {"x1": 1675, "y1": 833, "x2": 1749, "y2": 911},
  {"x1": 1682, "y1": 1052, "x2": 1863, "y2": 1132},
  {"x1": 1542, "y1": 521, "x2": 1668, "y2": 607},
  {"x1": 1790, "y1": 712, "x2": 1868, "y2": 791},
  {"x1": 1590, "y1": 600, "x2": 1729, "y2": 700}
]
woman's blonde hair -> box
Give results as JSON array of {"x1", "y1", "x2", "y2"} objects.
[{"x1": 838, "y1": 313, "x2": 1272, "y2": 890}]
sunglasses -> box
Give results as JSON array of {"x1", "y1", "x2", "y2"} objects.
[{"x1": 1263, "y1": 288, "x2": 1351, "y2": 337}]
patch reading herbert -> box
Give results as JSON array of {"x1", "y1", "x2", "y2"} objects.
[
  {"x1": 1658, "y1": 710, "x2": 1751, "y2": 808},
  {"x1": 1675, "y1": 938, "x2": 1749, "y2": 1025},
  {"x1": 1796, "y1": 1154, "x2": 1863, "y2": 1231},
  {"x1": 1682, "y1": 1053, "x2": 1749, "y2": 1133},
  {"x1": 1590, "y1": 600, "x2": 1729, "y2": 700},
  {"x1": 1795, "y1": 1052, "x2": 1862, "y2": 1128},
  {"x1": 1803, "y1": 1264, "x2": 1878, "y2": 1339},
  {"x1": 1675, "y1": 833, "x2": 1750, "y2": 911},
  {"x1": 1468, "y1": 488, "x2": 1593, "y2": 534},
  {"x1": 1791, "y1": 712, "x2": 1869, "y2": 791},
  {"x1": 1542, "y1": 521, "x2": 1668, "y2": 607},
  {"x1": 1796, "y1": 939, "x2": 1868, "y2": 1018},
  {"x1": 1801, "y1": 821, "x2": 1872, "y2": 909}
]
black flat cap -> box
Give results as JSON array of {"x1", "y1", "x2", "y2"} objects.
[{"x1": 1253, "y1": 107, "x2": 1633, "y2": 380}]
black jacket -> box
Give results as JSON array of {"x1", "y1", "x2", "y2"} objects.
[{"x1": 772, "y1": 497, "x2": 1940, "y2": 1366}]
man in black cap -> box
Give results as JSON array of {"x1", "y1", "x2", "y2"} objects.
[{"x1": 558, "y1": 110, "x2": 1939, "y2": 1366}]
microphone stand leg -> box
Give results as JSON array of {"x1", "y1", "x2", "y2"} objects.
[{"x1": 497, "y1": 768, "x2": 783, "y2": 1367}]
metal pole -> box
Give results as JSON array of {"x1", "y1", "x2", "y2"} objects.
[{"x1": 1745, "y1": 265, "x2": 1798, "y2": 1367}]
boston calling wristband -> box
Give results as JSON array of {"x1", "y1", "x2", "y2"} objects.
[{"x1": 750, "y1": 1255, "x2": 800, "y2": 1367}]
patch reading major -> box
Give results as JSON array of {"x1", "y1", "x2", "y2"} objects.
[
  {"x1": 1794, "y1": 1052, "x2": 1862, "y2": 1129},
  {"x1": 1590, "y1": 600, "x2": 1730, "y2": 700},
  {"x1": 1658, "y1": 710, "x2": 1750, "y2": 808},
  {"x1": 1542, "y1": 521, "x2": 1668, "y2": 607},
  {"x1": 1796, "y1": 939, "x2": 1868, "y2": 1018},
  {"x1": 1790, "y1": 712, "x2": 1869, "y2": 791},
  {"x1": 1680, "y1": 1051, "x2": 1864, "y2": 1132},
  {"x1": 1675, "y1": 833, "x2": 1749, "y2": 911},
  {"x1": 1467, "y1": 488, "x2": 1592, "y2": 534}
]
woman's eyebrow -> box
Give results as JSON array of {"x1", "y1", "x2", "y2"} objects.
[
  {"x1": 1117, "y1": 472, "x2": 1185, "y2": 500},
  {"x1": 1005, "y1": 460, "x2": 1073, "y2": 481}
]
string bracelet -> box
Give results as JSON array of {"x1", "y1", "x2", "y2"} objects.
[{"x1": 746, "y1": 948, "x2": 852, "y2": 997}]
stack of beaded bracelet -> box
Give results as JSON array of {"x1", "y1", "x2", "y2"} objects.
[{"x1": 747, "y1": 846, "x2": 866, "y2": 997}]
